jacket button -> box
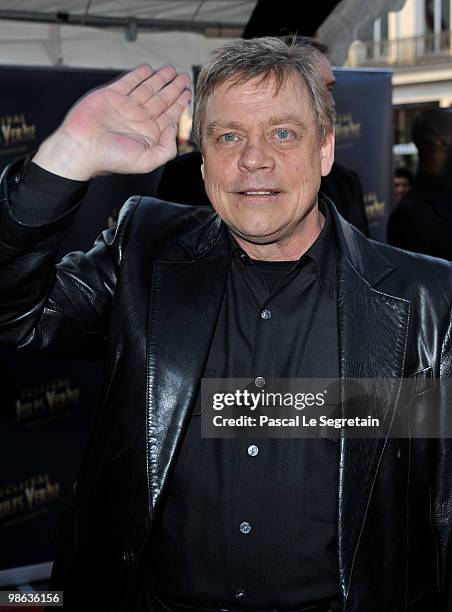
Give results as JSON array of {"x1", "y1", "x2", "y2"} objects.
[
  {"x1": 235, "y1": 588, "x2": 246, "y2": 600},
  {"x1": 121, "y1": 548, "x2": 135, "y2": 566}
]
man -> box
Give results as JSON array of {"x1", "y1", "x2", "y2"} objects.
[
  {"x1": 388, "y1": 109, "x2": 452, "y2": 259},
  {"x1": 393, "y1": 167, "x2": 413, "y2": 205},
  {"x1": 0, "y1": 38, "x2": 451, "y2": 612},
  {"x1": 157, "y1": 38, "x2": 370, "y2": 237}
]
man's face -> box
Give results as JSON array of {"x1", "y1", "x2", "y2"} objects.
[
  {"x1": 200, "y1": 73, "x2": 334, "y2": 248},
  {"x1": 394, "y1": 176, "x2": 411, "y2": 204}
]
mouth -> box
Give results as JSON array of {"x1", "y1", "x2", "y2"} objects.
[{"x1": 236, "y1": 190, "x2": 281, "y2": 198}]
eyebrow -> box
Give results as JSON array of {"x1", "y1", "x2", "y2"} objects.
[
  {"x1": 206, "y1": 121, "x2": 244, "y2": 137},
  {"x1": 266, "y1": 115, "x2": 308, "y2": 130},
  {"x1": 206, "y1": 115, "x2": 308, "y2": 137}
]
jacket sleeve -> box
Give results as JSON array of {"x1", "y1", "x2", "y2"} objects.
[{"x1": 0, "y1": 159, "x2": 139, "y2": 360}]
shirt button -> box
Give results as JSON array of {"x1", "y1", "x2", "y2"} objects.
[
  {"x1": 248, "y1": 445, "x2": 259, "y2": 456},
  {"x1": 240, "y1": 521, "x2": 252, "y2": 534},
  {"x1": 261, "y1": 309, "x2": 272, "y2": 320},
  {"x1": 121, "y1": 548, "x2": 135, "y2": 566},
  {"x1": 235, "y1": 588, "x2": 247, "y2": 600},
  {"x1": 239, "y1": 251, "x2": 249, "y2": 264},
  {"x1": 254, "y1": 376, "x2": 265, "y2": 388}
]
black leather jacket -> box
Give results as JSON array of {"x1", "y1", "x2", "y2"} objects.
[{"x1": 1, "y1": 161, "x2": 452, "y2": 612}]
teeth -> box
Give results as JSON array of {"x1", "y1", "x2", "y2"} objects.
[{"x1": 243, "y1": 191, "x2": 273, "y2": 195}]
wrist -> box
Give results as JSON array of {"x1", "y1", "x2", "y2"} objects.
[{"x1": 32, "y1": 130, "x2": 96, "y2": 181}]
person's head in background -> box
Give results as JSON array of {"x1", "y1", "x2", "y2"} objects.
[
  {"x1": 412, "y1": 108, "x2": 452, "y2": 180},
  {"x1": 394, "y1": 167, "x2": 413, "y2": 204},
  {"x1": 282, "y1": 36, "x2": 336, "y2": 107}
]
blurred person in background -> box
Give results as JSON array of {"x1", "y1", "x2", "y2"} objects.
[
  {"x1": 393, "y1": 167, "x2": 413, "y2": 205},
  {"x1": 388, "y1": 109, "x2": 452, "y2": 260}
]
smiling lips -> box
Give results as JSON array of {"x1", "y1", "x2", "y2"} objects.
[{"x1": 238, "y1": 189, "x2": 281, "y2": 196}]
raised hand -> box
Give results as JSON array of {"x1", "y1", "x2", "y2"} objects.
[{"x1": 33, "y1": 65, "x2": 192, "y2": 180}]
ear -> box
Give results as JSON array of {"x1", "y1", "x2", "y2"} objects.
[
  {"x1": 200, "y1": 157, "x2": 205, "y2": 181},
  {"x1": 320, "y1": 131, "x2": 335, "y2": 177}
]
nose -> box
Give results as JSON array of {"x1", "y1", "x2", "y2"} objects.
[{"x1": 238, "y1": 138, "x2": 275, "y2": 173}]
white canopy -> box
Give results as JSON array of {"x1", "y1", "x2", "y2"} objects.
[
  {"x1": 0, "y1": 19, "x2": 235, "y2": 74},
  {"x1": 0, "y1": 0, "x2": 407, "y2": 70},
  {"x1": 0, "y1": 1, "x2": 260, "y2": 73},
  {"x1": 0, "y1": 1, "x2": 257, "y2": 30}
]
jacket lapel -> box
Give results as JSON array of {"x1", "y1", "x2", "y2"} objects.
[
  {"x1": 145, "y1": 215, "x2": 230, "y2": 513},
  {"x1": 333, "y1": 213, "x2": 411, "y2": 605}
]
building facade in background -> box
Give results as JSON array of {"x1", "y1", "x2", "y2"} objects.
[{"x1": 346, "y1": 0, "x2": 452, "y2": 170}]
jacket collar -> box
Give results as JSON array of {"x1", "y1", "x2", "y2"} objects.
[
  {"x1": 175, "y1": 195, "x2": 396, "y2": 288},
  {"x1": 176, "y1": 208, "x2": 224, "y2": 260},
  {"x1": 329, "y1": 200, "x2": 396, "y2": 288}
]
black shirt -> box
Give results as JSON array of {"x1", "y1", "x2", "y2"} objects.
[{"x1": 150, "y1": 204, "x2": 339, "y2": 608}]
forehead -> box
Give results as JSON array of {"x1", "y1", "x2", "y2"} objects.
[{"x1": 204, "y1": 72, "x2": 314, "y2": 123}]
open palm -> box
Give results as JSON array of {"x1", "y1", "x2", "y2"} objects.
[{"x1": 36, "y1": 65, "x2": 191, "y2": 180}]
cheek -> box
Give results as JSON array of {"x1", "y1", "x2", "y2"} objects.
[
  {"x1": 204, "y1": 155, "x2": 238, "y2": 194},
  {"x1": 279, "y1": 149, "x2": 317, "y2": 184},
  {"x1": 284, "y1": 158, "x2": 310, "y2": 188},
  {"x1": 203, "y1": 155, "x2": 228, "y2": 184},
  {"x1": 202, "y1": 166, "x2": 231, "y2": 212},
  {"x1": 202, "y1": 163, "x2": 218, "y2": 192}
]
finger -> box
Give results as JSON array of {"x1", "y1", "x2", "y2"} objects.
[
  {"x1": 138, "y1": 123, "x2": 178, "y2": 174},
  {"x1": 144, "y1": 73, "x2": 191, "y2": 108},
  {"x1": 109, "y1": 64, "x2": 155, "y2": 95},
  {"x1": 143, "y1": 74, "x2": 191, "y2": 118},
  {"x1": 155, "y1": 89, "x2": 192, "y2": 131},
  {"x1": 129, "y1": 65, "x2": 178, "y2": 104}
]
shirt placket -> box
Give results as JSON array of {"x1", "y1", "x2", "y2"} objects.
[{"x1": 228, "y1": 258, "x2": 282, "y2": 603}]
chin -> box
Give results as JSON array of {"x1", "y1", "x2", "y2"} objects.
[{"x1": 229, "y1": 224, "x2": 283, "y2": 245}]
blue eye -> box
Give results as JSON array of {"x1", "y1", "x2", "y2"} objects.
[
  {"x1": 276, "y1": 129, "x2": 290, "y2": 140},
  {"x1": 221, "y1": 133, "x2": 237, "y2": 142}
]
